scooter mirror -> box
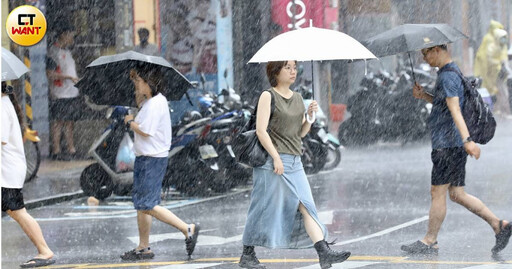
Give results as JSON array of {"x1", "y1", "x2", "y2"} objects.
[
  {"x1": 106, "y1": 107, "x2": 114, "y2": 119},
  {"x1": 190, "y1": 81, "x2": 199, "y2": 88}
]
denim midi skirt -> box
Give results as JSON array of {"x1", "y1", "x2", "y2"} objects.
[{"x1": 242, "y1": 154, "x2": 327, "y2": 249}]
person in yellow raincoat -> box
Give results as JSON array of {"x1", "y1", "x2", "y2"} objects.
[{"x1": 474, "y1": 20, "x2": 508, "y2": 99}]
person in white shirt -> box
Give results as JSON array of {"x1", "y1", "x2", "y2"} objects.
[
  {"x1": 120, "y1": 65, "x2": 199, "y2": 260},
  {"x1": 46, "y1": 25, "x2": 80, "y2": 160},
  {"x1": 134, "y1": 28, "x2": 160, "y2": 56},
  {"x1": 2, "y1": 83, "x2": 55, "y2": 268}
]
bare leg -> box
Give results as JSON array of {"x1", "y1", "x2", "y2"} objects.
[
  {"x1": 51, "y1": 121, "x2": 63, "y2": 154},
  {"x1": 63, "y1": 121, "x2": 76, "y2": 154},
  {"x1": 449, "y1": 186, "x2": 508, "y2": 234},
  {"x1": 7, "y1": 208, "x2": 53, "y2": 259},
  {"x1": 299, "y1": 203, "x2": 323, "y2": 244},
  {"x1": 142, "y1": 205, "x2": 193, "y2": 237},
  {"x1": 137, "y1": 211, "x2": 152, "y2": 250},
  {"x1": 422, "y1": 184, "x2": 450, "y2": 246}
]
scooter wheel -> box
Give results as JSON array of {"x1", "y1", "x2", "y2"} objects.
[{"x1": 80, "y1": 163, "x2": 114, "y2": 200}]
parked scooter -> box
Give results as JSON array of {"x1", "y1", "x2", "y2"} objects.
[
  {"x1": 198, "y1": 73, "x2": 253, "y2": 192},
  {"x1": 298, "y1": 84, "x2": 343, "y2": 174},
  {"x1": 80, "y1": 102, "x2": 221, "y2": 199},
  {"x1": 80, "y1": 106, "x2": 134, "y2": 200},
  {"x1": 338, "y1": 68, "x2": 432, "y2": 146},
  {"x1": 165, "y1": 109, "x2": 220, "y2": 196}
]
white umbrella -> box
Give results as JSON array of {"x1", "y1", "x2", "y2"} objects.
[
  {"x1": 249, "y1": 26, "x2": 376, "y2": 63},
  {"x1": 2, "y1": 47, "x2": 30, "y2": 81},
  {"x1": 248, "y1": 25, "x2": 376, "y2": 122}
]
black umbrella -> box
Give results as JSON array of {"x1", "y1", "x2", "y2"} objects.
[
  {"x1": 76, "y1": 51, "x2": 193, "y2": 107},
  {"x1": 364, "y1": 24, "x2": 468, "y2": 81}
]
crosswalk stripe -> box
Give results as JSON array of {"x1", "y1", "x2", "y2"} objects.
[
  {"x1": 127, "y1": 233, "x2": 243, "y2": 246},
  {"x1": 295, "y1": 261, "x2": 381, "y2": 268},
  {"x1": 154, "y1": 263, "x2": 222, "y2": 269}
]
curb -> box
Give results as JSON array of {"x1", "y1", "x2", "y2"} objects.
[{"x1": 25, "y1": 191, "x2": 85, "y2": 210}]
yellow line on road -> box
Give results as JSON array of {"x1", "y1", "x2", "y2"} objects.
[{"x1": 41, "y1": 256, "x2": 512, "y2": 268}]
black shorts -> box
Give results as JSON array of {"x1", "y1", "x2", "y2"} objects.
[
  {"x1": 1, "y1": 188, "x2": 25, "y2": 212},
  {"x1": 50, "y1": 97, "x2": 81, "y2": 121},
  {"x1": 431, "y1": 147, "x2": 467, "y2": 186}
]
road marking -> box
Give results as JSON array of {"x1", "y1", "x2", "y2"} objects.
[
  {"x1": 335, "y1": 215, "x2": 429, "y2": 246},
  {"x1": 40, "y1": 256, "x2": 512, "y2": 269},
  {"x1": 462, "y1": 265, "x2": 512, "y2": 268},
  {"x1": 125, "y1": 215, "x2": 427, "y2": 248},
  {"x1": 154, "y1": 263, "x2": 222, "y2": 269},
  {"x1": 30, "y1": 189, "x2": 250, "y2": 222},
  {"x1": 127, "y1": 233, "x2": 243, "y2": 246},
  {"x1": 295, "y1": 261, "x2": 382, "y2": 269}
]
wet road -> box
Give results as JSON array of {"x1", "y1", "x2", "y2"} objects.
[{"x1": 2, "y1": 119, "x2": 512, "y2": 268}]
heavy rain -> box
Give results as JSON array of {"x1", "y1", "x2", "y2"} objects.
[{"x1": 1, "y1": 0, "x2": 512, "y2": 268}]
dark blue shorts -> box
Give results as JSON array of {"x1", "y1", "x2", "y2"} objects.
[
  {"x1": 132, "y1": 156, "x2": 168, "y2": 210},
  {"x1": 431, "y1": 147, "x2": 467, "y2": 186},
  {"x1": 1, "y1": 188, "x2": 25, "y2": 212}
]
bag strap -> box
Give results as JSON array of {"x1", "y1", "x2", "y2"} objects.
[
  {"x1": 247, "y1": 90, "x2": 275, "y2": 130},
  {"x1": 439, "y1": 67, "x2": 467, "y2": 85},
  {"x1": 440, "y1": 67, "x2": 462, "y2": 77}
]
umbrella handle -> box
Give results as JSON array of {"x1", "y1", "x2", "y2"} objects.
[{"x1": 306, "y1": 112, "x2": 316, "y2": 123}]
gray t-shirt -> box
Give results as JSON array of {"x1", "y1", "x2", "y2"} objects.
[
  {"x1": 428, "y1": 62, "x2": 464, "y2": 149},
  {"x1": 268, "y1": 88, "x2": 305, "y2": 156}
]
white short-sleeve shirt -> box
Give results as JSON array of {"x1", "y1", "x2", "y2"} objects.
[
  {"x1": 48, "y1": 45, "x2": 79, "y2": 99},
  {"x1": 133, "y1": 93, "x2": 172, "y2": 157},
  {"x1": 1, "y1": 96, "x2": 27, "y2": 188}
]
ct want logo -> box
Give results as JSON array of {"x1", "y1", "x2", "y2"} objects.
[{"x1": 6, "y1": 5, "x2": 47, "y2": 46}]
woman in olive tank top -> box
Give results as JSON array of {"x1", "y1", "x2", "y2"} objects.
[{"x1": 239, "y1": 61, "x2": 351, "y2": 269}]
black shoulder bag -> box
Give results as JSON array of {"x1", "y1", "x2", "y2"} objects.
[{"x1": 232, "y1": 90, "x2": 274, "y2": 168}]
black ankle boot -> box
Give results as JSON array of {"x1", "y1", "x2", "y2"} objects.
[
  {"x1": 314, "y1": 240, "x2": 351, "y2": 269},
  {"x1": 239, "y1": 245, "x2": 266, "y2": 268}
]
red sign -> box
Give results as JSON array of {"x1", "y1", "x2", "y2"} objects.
[{"x1": 271, "y1": 0, "x2": 338, "y2": 33}]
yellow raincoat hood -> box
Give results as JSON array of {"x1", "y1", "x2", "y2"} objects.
[{"x1": 474, "y1": 20, "x2": 508, "y2": 95}]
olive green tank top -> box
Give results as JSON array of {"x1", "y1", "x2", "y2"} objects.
[{"x1": 268, "y1": 88, "x2": 305, "y2": 156}]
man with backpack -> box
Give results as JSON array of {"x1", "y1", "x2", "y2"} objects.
[{"x1": 401, "y1": 44, "x2": 511, "y2": 254}]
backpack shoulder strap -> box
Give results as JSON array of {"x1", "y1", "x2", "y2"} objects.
[
  {"x1": 439, "y1": 67, "x2": 469, "y2": 89},
  {"x1": 440, "y1": 67, "x2": 462, "y2": 77}
]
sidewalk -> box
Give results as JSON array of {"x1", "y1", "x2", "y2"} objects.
[{"x1": 23, "y1": 158, "x2": 94, "y2": 209}]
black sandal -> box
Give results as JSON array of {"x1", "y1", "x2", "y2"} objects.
[
  {"x1": 120, "y1": 247, "x2": 155, "y2": 260},
  {"x1": 20, "y1": 258, "x2": 56, "y2": 268},
  {"x1": 185, "y1": 223, "x2": 201, "y2": 258},
  {"x1": 492, "y1": 220, "x2": 512, "y2": 254},
  {"x1": 401, "y1": 240, "x2": 438, "y2": 254}
]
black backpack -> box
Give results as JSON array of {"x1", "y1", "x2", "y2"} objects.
[{"x1": 441, "y1": 67, "x2": 496, "y2": 144}]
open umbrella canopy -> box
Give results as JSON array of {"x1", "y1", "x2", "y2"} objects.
[
  {"x1": 248, "y1": 25, "x2": 375, "y2": 122},
  {"x1": 76, "y1": 51, "x2": 193, "y2": 107},
  {"x1": 2, "y1": 47, "x2": 30, "y2": 81},
  {"x1": 363, "y1": 24, "x2": 468, "y2": 58},
  {"x1": 248, "y1": 26, "x2": 376, "y2": 63}
]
